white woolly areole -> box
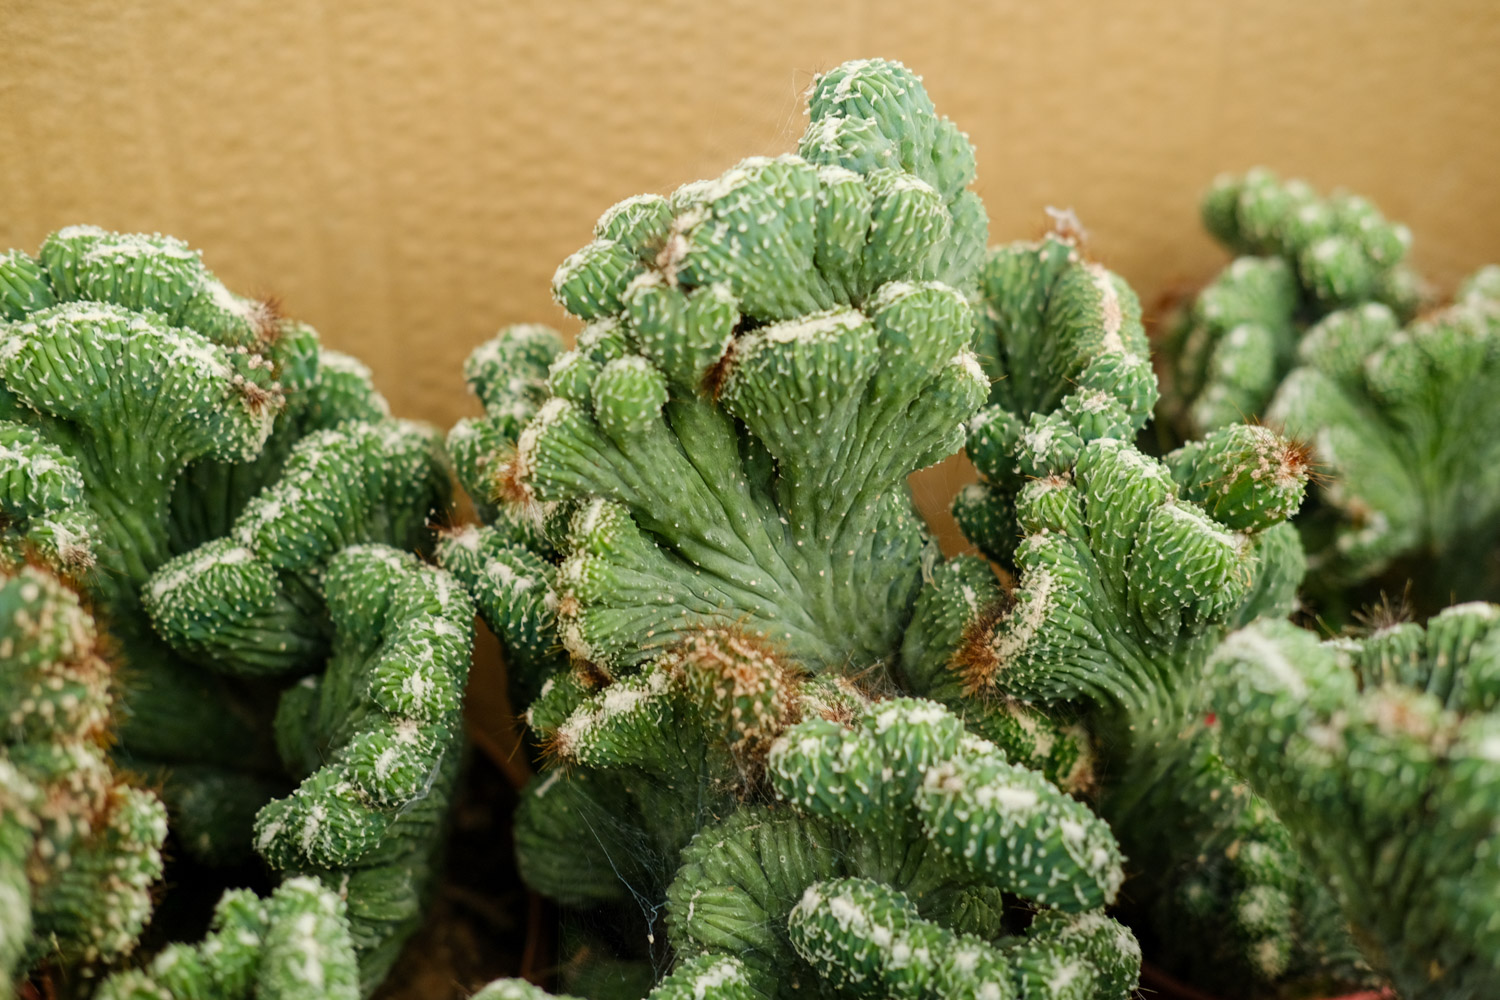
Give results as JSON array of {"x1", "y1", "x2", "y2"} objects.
[
  {"x1": 882, "y1": 171, "x2": 939, "y2": 196},
  {"x1": 555, "y1": 670, "x2": 672, "y2": 752},
  {"x1": 147, "y1": 544, "x2": 255, "y2": 604},
  {"x1": 755, "y1": 307, "x2": 867, "y2": 346},
  {"x1": 815, "y1": 163, "x2": 863, "y2": 187},
  {"x1": 55, "y1": 223, "x2": 108, "y2": 240},
  {"x1": 695, "y1": 154, "x2": 801, "y2": 205},
  {"x1": 1023, "y1": 422, "x2": 1057, "y2": 461},
  {"x1": 595, "y1": 193, "x2": 664, "y2": 235},
  {"x1": 318, "y1": 349, "x2": 374, "y2": 380},
  {"x1": 869, "y1": 278, "x2": 938, "y2": 312},
  {"x1": 803, "y1": 113, "x2": 850, "y2": 156},
  {"x1": 955, "y1": 349, "x2": 987, "y2": 386},
  {"x1": 1085, "y1": 262, "x2": 1126, "y2": 354},
  {"x1": 446, "y1": 524, "x2": 482, "y2": 552},
  {"x1": 551, "y1": 239, "x2": 617, "y2": 296},
  {"x1": 986, "y1": 568, "x2": 1055, "y2": 668},
  {"x1": 686, "y1": 957, "x2": 747, "y2": 998},
  {"x1": 485, "y1": 558, "x2": 534, "y2": 593},
  {"x1": 1219, "y1": 627, "x2": 1309, "y2": 698},
  {"x1": 81, "y1": 230, "x2": 198, "y2": 264},
  {"x1": 512, "y1": 396, "x2": 573, "y2": 492},
  {"x1": 1435, "y1": 602, "x2": 1500, "y2": 623},
  {"x1": 972, "y1": 782, "x2": 1039, "y2": 813}
]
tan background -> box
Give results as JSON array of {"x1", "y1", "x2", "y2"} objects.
[{"x1": 4, "y1": 0, "x2": 1500, "y2": 538}]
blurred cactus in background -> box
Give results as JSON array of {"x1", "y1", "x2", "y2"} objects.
[
  {"x1": 0, "y1": 564, "x2": 166, "y2": 995},
  {"x1": 1157, "y1": 169, "x2": 1423, "y2": 444},
  {"x1": 1212, "y1": 606, "x2": 1500, "y2": 1000},
  {"x1": 1159, "y1": 171, "x2": 1500, "y2": 619},
  {"x1": 1266, "y1": 267, "x2": 1500, "y2": 615}
]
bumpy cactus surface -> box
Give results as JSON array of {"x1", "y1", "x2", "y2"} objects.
[
  {"x1": 1, "y1": 564, "x2": 167, "y2": 994},
  {"x1": 94, "y1": 878, "x2": 360, "y2": 1000},
  {"x1": 0, "y1": 228, "x2": 463, "y2": 996},
  {"x1": 898, "y1": 225, "x2": 1391, "y2": 998},
  {"x1": 1265, "y1": 267, "x2": 1500, "y2": 609},
  {"x1": 488, "y1": 674, "x2": 1139, "y2": 999},
  {"x1": 443, "y1": 59, "x2": 1143, "y2": 999},
  {"x1": 1158, "y1": 169, "x2": 1422, "y2": 442},
  {"x1": 1211, "y1": 606, "x2": 1500, "y2": 1000},
  {"x1": 474, "y1": 56, "x2": 989, "y2": 678},
  {"x1": 251, "y1": 544, "x2": 474, "y2": 992}
]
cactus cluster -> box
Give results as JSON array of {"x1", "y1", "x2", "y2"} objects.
[
  {"x1": 1156, "y1": 174, "x2": 1500, "y2": 621},
  {"x1": 0, "y1": 227, "x2": 467, "y2": 997},
  {"x1": 1158, "y1": 169, "x2": 1422, "y2": 443},
  {"x1": 441, "y1": 65, "x2": 1500, "y2": 1000},
  {"x1": 440, "y1": 59, "x2": 1148, "y2": 1000},
  {"x1": 1212, "y1": 606, "x2": 1500, "y2": 1000},
  {"x1": 1267, "y1": 267, "x2": 1500, "y2": 610},
  {"x1": 894, "y1": 226, "x2": 1379, "y2": 997},
  {"x1": 4, "y1": 50, "x2": 1499, "y2": 1000},
  {"x1": 1, "y1": 565, "x2": 167, "y2": 987}
]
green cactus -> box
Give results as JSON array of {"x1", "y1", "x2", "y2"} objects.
[
  {"x1": 252, "y1": 544, "x2": 474, "y2": 993},
  {"x1": 94, "y1": 878, "x2": 360, "y2": 1000},
  {"x1": 1158, "y1": 169, "x2": 1423, "y2": 442},
  {"x1": 954, "y1": 231, "x2": 1158, "y2": 568},
  {"x1": 1264, "y1": 268, "x2": 1500, "y2": 611},
  {"x1": 899, "y1": 228, "x2": 1387, "y2": 997},
  {"x1": 1, "y1": 564, "x2": 167, "y2": 994},
  {"x1": 0, "y1": 227, "x2": 462, "y2": 996},
  {"x1": 1210, "y1": 606, "x2": 1500, "y2": 1000},
  {"x1": 491, "y1": 679, "x2": 1138, "y2": 1000},
  {"x1": 469, "y1": 57, "x2": 989, "y2": 679},
  {"x1": 442, "y1": 59, "x2": 1143, "y2": 999}
]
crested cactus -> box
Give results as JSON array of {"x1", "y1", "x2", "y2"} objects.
[
  {"x1": 900, "y1": 226, "x2": 1388, "y2": 997},
  {"x1": 488, "y1": 682, "x2": 1138, "y2": 1000},
  {"x1": 1265, "y1": 267, "x2": 1500, "y2": 610},
  {"x1": 1210, "y1": 606, "x2": 1500, "y2": 1000},
  {"x1": 442, "y1": 59, "x2": 1143, "y2": 1000},
  {"x1": 1, "y1": 564, "x2": 167, "y2": 994},
  {"x1": 474, "y1": 56, "x2": 989, "y2": 678},
  {"x1": 94, "y1": 878, "x2": 360, "y2": 1000},
  {"x1": 0, "y1": 227, "x2": 463, "y2": 997},
  {"x1": 953, "y1": 230, "x2": 1158, "y2": 568},
  {"x1": 1158, "y1": 169, "x2": 1423, "y2": 442},
  {"x1": 252, "y1": 544, "x2": 474, "y2": 993}
]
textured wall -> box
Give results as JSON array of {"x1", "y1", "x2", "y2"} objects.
[{"x1": 4, "y1": 0, "x2": 1499, "y2": 539}]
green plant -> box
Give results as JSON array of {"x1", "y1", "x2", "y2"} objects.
[
  {"x1": 441, "y1": 59, "x2": 1143, "y2": 1000},
  {"x1": 1, "y1": 564, "x2": 166, "y2": 995},
  {"x1": 1265, "y1": 267, "x2": 1500, "y2": 612},
  {"x1": 0, "y1": 228, "x2": 463, "y2": 995},
  {"x1": 1211, "y1": 606, "x2": 1500, "y2": 1000},
  {"x1": 902, "y1": 225, "x2": 1380, "y2": 998},
  {"x1": 1157, "y1": 169, "x2": 1422, "y2": 443}
]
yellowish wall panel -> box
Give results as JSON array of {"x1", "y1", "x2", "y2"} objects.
[{"x1": 4, "y1": 0, "x2": 1499, "y2": 540}]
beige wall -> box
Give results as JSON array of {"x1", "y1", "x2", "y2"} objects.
[{"x1": 4, "y1": 0, "x2": 1500, "y2": 536}]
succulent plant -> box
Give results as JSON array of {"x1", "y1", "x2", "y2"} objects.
[
  {"x1": 895, "y1": 224, "x2": 1393, "y2": 997},
  {"x1": 94, "y1": 878, "x2": 360, "y2": 1000},
  {"x1": 0, "y1": 227, "x2": 462, "y2": 996},
  {"x1": 477, "y1": 56, "x2": 990, "y2": 680},
  {"x1": 1265, "y1": 266, "x2": 1500, "y2": 611},
  {"x1": 1211, "y1": 605, "x2": 1500, "y2": 1000},
  {"x1": 1, "y1": 564, "x2": 167, "y2": 993},
  {"x1": 440, "y1": 59, "x2": 1144, "y2": 1000},
  {"x1": 1157, "y1": 169, "x2": 1423, "y2": 443}
]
